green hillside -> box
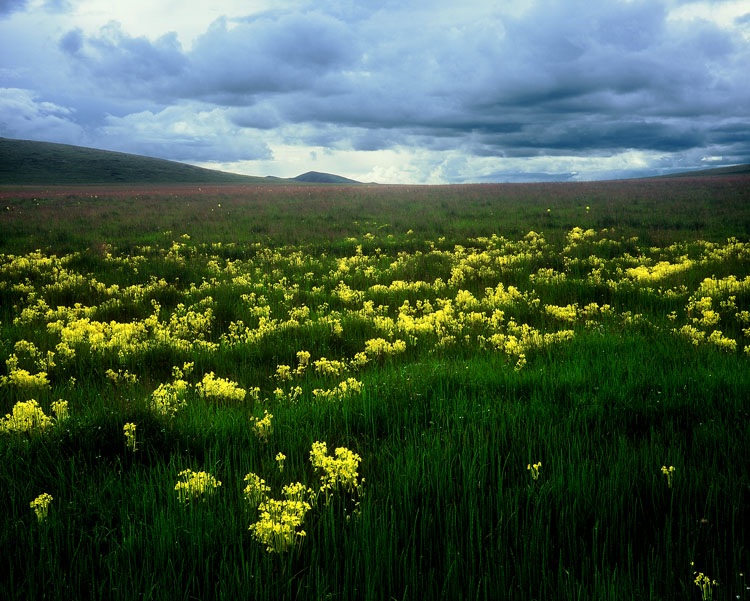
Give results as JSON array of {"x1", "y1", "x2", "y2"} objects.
[
  {"x1": 292, "y1": 171, "x2": 361, "y2": 184},
  {"x1": 654, "y1": 163, "x2": 750, "y2": 178},
  {"x1": 0, "y1": 137, "x2": 273, "y2": 185}
]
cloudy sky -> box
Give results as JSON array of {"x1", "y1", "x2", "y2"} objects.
[{"x1": 1, "y1": 0, "x2": 749, "y2": 183}]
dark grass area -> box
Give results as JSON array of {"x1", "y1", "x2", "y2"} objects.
[{"x1": 1, "y1": 174, "x2": 750, "y2": 255}]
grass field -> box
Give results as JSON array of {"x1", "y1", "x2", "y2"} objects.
[{"x1": 1, "y1": 175, "x2": 749, "y2": 600}]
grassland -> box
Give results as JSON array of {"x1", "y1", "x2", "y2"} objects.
[{"x1": 1, "y1": 175, "x2": 749, "y2": 600}]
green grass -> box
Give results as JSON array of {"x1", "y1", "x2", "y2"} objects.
[{"x1": 1, "y1": 176, "x2": 749, "y2": 600}]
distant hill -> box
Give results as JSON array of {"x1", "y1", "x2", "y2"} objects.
[
  {"x1": 653, "y1": 163, "x2": 750, "y2": 178},
  {"x1": 0, "y1": 137, "x2": 273, "y2": 185},
  {"x1": 292, "y1": 171, "x2": 361, "y2": 184}
]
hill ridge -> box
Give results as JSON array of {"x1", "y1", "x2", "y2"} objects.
[
  {"x1": 292, "y1": 171, "x2": 362, "y2": 184},
  {"x1": 0, "y1": 137, "x2": 271, "y2": 185},
  {"x1": 651, "y1": 163, "x2": 750, "y2": 178}
]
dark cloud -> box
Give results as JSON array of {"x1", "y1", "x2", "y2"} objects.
[
  {"x1": 712, "y1": 122, "x2": 750, "y2": 146},
  {"x1": 59, "y1": 28, "x2": 82, "y2": 55},
  {"x1": 227, "y1": 105, "x2": 283, "y2": 130},
  {"x1": 62, "y1": 11, "x2": 358, "y2": 102},
  {"x1": 58, "y1": 2, "x2": 749, "y2": 145},
  {"x1": 60, "y1": 22, "x2": 187, "y2": 97},
  {"x1": 4, "y1": 0, "x2": 749, "y2": 181},
  {"x1": 0, "y1": 0, "x2": 27, "y2": 17},
  {"x1": 184, "y1": 12, "x2": 358, "y2": 100},
  {"x1": 220, "y1": 1, "x2": 745, "y2": 163}
]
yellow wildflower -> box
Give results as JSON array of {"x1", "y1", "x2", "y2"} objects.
[
  {"x1": 151, "y1": 379, "x2": 190, "y2": 417},
  {"x1": 661, "y1": 465, "x2": 675, "y2": 488},
  {"x1": 251, "y1": 410, "x2": 273, "y2": 442},
  {"x1": 694, "y1": 572, "x2": 718, "y2": 601},
  {"x1": 243, "y1": 472, "x2": 271, "y2": 507},
  {"x1": 274, "y1": 365, "x2": 292, "y2": 381},
  {"x1": 249, "y1": 498, "x2": 311, "y2": 553},
  {"x1": 174, "y1": 469, "x2": 221, "y2": 503},
  {"x1": 276, "y1": 452, "x2": 286, "y2": 472},
  {"x1": 123, "y1": 423, "x2": 137, "y2": 452},
  {"x1": 195, "y1": 372, "x2": 246, "y2": 403},
  {"x1": 51, "y1": 400, "x2": 69, "y2": 422},
  {"x1": 0, "y1": 400, "x2": 53, "y2": 434},
  {"x1": 527, "y1": 461, "x2": 542, "y2": 481},
  {"x1": 30, "y1": 492, "x2": 53, "y2": 522},
  {"x1": 310, "y1": 441, "x2": 362, "y2": 495}
]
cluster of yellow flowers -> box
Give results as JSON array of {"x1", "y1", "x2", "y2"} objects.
[
  {"x1": 529, "y1": 267, "x2": 566, "y2": 284},
  {"x1": 310, "y1": 441, "x2": 363, "y2": 495},
  {"x1": 677, "y1": 325, "x2": 738, "y2": 353},
  {"x1": 363, "y1": 337, "x2": 407, "y2": 359},
  {"x1": 275, "y1": 452, "x2": 286, "y2": 472},
  {"x1": 312, "y1": 378, "x2": 363, "y2": 403},
  {"x1": 1, "y1": 346, "x2": 52, "y2": 392},
  {"x1": 480, "y1": 321, "x2": 574, "y2": 366},
  {"x1": 565, "y1": 226, "x2": 597, "y2": 246},
  {"x1": 151, "y1": 379, "x2": 190, "y2": 418},
  {"x1": 195, "y1": 372, "x2": 246, "y2": 403},
  {"x1": 333, "y1": 281, "x2": 364, "y2": 304},
  {"x1": 250, "y1": 410, "x2": 273, "y2": 442},
  {"x1": 51, "y1": 400, "x2": 69, "y2": 422},
  {"x1": 49, "y1": 315, "x2": 150, "y2": 356},
  {"x1": 246, "y1": 477, "x2": 319, "y2": 553},
  {"x1": 688, "y1": 296, "x2": 721, "y2": 328},
  {"x1": 273, "y1": 364, "x2": 292, "y2": 381},
  {"x1": 174, "y1": 469, "x2": 222, "y2": 503},
  {"x1": 123, "y1": 423, "x2": 137, "y2": 452},
  {"x1": 105, "y1": 368, "x2": 139, "y2": 385},
  {"x1": 243, "y1": 441, "x2": 362, "y2": 553},
  {"x1": 661, "y1": 465, "x2": 675, "y2": 488},
  {"x1": 543, "y1": 304, "x2": 578, "y2": 322},
  {"x1": 0, "y1": 399, "x2": 70, "y2": 434},
  {"x1": 243, "y1": 472, "x2": 272, "y2": 506},
  {"x1": 695, "y1": 274, "x2": 750, "y2": 298},
  {"x1": 296, "y1": 350, "x2": 311, "y2": 372},
  {"x1": 1, "y1": 230, "x2": 748, "y2": 443},
  {"x1": 694, "y1": 571, "x2": 718, "y2": 601},
  {"x1": 626, "y1": 259, "x2": 695, "y2": 283},
  {"x1": 272, "y1": 385, "x2": 302, "y2": 403},
  {"x1": 0, "y1": 399, "x2": 53, "y2": 433},
  {"x1": 249, "y1": 497, "x2": 312, "y2": 553},
  {"x1": 0, "y1": 367, "x2": 50, "y2": 391},
  {"x1": 312, "y1": 357, "x2": 348, "y2": 378},
  {"x1": 30, "y1": 492, "x2": 53, "y2": 522}
]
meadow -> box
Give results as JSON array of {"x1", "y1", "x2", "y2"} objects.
[{"x1": 1, "y1": 176, "x2": 749, "y2": 600}]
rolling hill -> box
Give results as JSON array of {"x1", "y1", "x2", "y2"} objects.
[
  {"x1": 653, "y1": 163, "x2": 750, "y2": 178},
  {"x1": 291, "y1": 171, "x2": 361, "y2": 184},
  {"x1": 3, "y1": 136, "x2": 746, "y2": 186},
  {"x1": 0, "y1": 138, "x2": 274, "y2": 185}
]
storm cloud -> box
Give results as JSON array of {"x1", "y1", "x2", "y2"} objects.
[{"x1": 1, "y1": 0, "x2": 749, "y2": 182}]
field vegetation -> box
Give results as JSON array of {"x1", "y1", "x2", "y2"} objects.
[{"x1": 1, "y1": 175, "x2": 749, "y2": 600}]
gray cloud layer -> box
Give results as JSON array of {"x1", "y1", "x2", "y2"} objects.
[
  {"x1": 2, "y1": 0, "x2": 750, "y2": 181},
  {"x1": 0, "y1": 0, "x2": 27, "y2": 17}
]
